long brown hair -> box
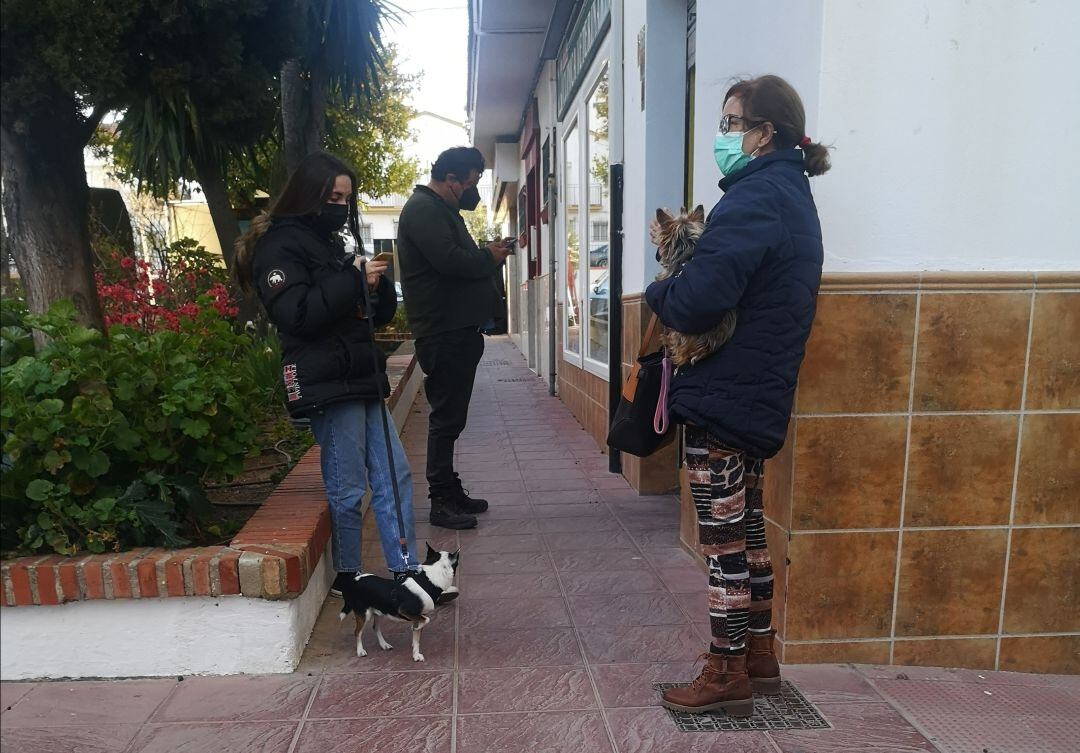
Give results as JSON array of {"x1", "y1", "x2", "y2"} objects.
[
  {"x1": 724, "y1": 75, "x2": 831, "y2": 177},
  {"x1": 235, "y1": 151, "x2": 363, "y2": 294}
]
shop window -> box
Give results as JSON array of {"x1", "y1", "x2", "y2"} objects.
[
  {"x1": 584, "y1": 66, "x2": 610, "y2": 365},
  {"x1": 562, "y1": 121, "x2": 581, "y2": 355}
]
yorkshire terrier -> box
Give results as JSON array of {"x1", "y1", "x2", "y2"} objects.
[{"x1": 651, "y1": 206, "x2": 736, "y2": 366}]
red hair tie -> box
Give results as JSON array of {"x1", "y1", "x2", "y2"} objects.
[{"x1": 799, "y1": 136, "x2": 811, "y2": 147}]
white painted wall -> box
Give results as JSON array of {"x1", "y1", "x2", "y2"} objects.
[
  {"x1": 813, "y1": 0, "x2": 1080, "y2": 272},
  {"x1": 1, "y1": 551, "x2": 333, "y2": 680},
  {"x1": 691, "y1": 0, "x2": 825, "y2": 213},
  {"x1": 620, "y1": 0, "x2": 691, "y2": 295},
  {"x1": 687, "y1": 0, "x2": 1078, "y2": 272},
  {"x1": 411, "y1": 112, "x2": 471, "y2": 171},
  {"x1": 365, "y1": 213, "x2": 399, "y2": 242}
]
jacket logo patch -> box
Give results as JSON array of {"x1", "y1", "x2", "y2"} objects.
[
  {"x1": 283, "y1": 363, "x2": 301, "y2": 402},
  {"x1": 267, "y1": 269, "x2": 286, "y2": 289}
]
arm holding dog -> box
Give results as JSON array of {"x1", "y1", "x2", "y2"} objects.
[{"x1": 646, "y1": 181, "x2": 782, "y2": 334}]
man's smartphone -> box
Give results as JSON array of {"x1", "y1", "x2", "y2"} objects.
[
  {"x1": 504, "y1": 237, "x2": 517, "y2": 254},
  {"x1": 371, "y1": 251, "x2": 395, "y2": 264}
]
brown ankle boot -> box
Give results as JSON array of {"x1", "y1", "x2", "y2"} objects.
[
  {"x1": 660, "y1": 652, "x2": 754, "y2": 716},
  {"x1": 747, "y1": 631, "x2": 781, "y2": 694}
]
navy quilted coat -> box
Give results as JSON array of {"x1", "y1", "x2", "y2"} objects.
[{"x1": 645, "y1": 149, "x2": 823, "y2": 459}]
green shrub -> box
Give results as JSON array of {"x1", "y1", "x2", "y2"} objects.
[{"x1": 1, "y1": 298, "x2": 269, "y2": 555}]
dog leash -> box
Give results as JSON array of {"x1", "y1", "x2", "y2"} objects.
[{"x1": 359, "y1": 257, "x2": 412, "y2": 573}]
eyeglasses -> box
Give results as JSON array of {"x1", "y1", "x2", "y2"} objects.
[{"x1": 719, "y1": 114, "x2": 764, "y2": 135}]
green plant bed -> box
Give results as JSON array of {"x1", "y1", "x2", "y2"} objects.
[{"x1": 0, "y1": 296, "x2": 309, "y2": 557}]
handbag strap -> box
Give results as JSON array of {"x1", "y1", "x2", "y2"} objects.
[
  {"x1": 653, "y1": 355, "x2": 673, "y2": 434},
  {"x1": 639, "y1": 314, "x2": 663, "y2": 359}
]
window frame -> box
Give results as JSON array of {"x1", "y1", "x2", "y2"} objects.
[{"x1": 558, "y1": 45, "x2": 611, "y2": 380}]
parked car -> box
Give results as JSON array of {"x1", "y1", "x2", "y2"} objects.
[{"x1": 589, "y1": 269, "x2": 609, "y2": 326}]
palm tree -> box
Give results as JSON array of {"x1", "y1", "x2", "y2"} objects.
[
  {"x1": 111, "y1": 1, "x2": 290, "y2": 277},
  {"x1": 281, "y1": 0, "x2": 399, "y2": 173}
]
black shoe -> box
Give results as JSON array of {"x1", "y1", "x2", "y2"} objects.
[
  {"x1": 452, "y1": 485, "x2": 489, "y2": 514},
  {"x1": 330, "y1": 571, "x2": 357, "y2": 597},
  {"x1": 429, "y1": 500, "x2": 477, "y2": 530}
]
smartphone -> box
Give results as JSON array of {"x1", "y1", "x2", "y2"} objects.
[{"x1": 371, "y1": 251, "x2": 395, "y2": 263}]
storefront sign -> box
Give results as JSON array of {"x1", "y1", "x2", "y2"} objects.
[{"x1": 556, "y1": 0, "x2": 611, "y2": 120}]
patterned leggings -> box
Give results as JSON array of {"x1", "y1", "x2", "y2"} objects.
[{"x1": 684, "y1": 426, "x2": 774, "y2": 656}]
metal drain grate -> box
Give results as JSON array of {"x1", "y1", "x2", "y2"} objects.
[
  {"x1": 653, "y1": 681, "x2": 831, "y2": 732},
  {"x1": 497, "y1": 377, "x2": 537, "y2": 382},
  {"x1": 480, "y1": 359, "x2": 512, "y2": 366}
]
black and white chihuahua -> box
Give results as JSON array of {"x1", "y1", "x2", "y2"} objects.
[{"x1": 338, "y1": 544, "x2": 460, "y2": 662}]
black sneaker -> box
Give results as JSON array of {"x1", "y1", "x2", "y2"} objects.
[
  {"x1": 429, "y1": 499, "x2": 477, "y2": 530},
  {"x1": 330, "y1": 571, "x2": 357, "y2": 597},
  {"x1": 452, "y1": 485, "x2": 489, "y2": 514}
]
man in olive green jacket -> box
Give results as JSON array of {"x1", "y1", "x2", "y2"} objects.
[{"x1": 397, "y1": 146, "x2": 512, "y2": 530}]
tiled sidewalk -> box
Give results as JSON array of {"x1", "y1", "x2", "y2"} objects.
[{"x1": 2, "y1": 338, "x2": 1077, "y2": 752}]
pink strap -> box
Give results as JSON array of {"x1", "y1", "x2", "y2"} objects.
[{"x1": 653, "y1": 356, "x2": 672, "y2": 435}]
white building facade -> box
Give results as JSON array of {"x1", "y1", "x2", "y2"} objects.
[{"x1": 469, "y1": 0, "x2": 1079, "y2": 672}]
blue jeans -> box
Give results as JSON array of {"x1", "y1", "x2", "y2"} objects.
[{"x1": 309, "y1": 399, "x2": 418, "y2": 574}]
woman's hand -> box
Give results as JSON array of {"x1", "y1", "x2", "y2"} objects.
[{"x1": 354, "y1": 256, "x2": 388, "y2": 289}]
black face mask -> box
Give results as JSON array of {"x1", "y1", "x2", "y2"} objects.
[
  {"x1": 458, "y1": 185, "x2": 481, "y2": 211},
  {"x1": 313, "y1": 202, "x2": 349, "y2": 235}
]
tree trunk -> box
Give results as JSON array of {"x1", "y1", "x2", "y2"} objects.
[
  {"x1": 191, "y1": 153, "x2": 262, "y2": 326},
  {"x1": 192, "y1": 155, "x2": 240, "y2": 274},
  {"x1": 303, "y1": 56, "x2": 330, "y2": 158},
  {"x1": 281, "y1": 58, "x2": 307, "y2": 174},
  {"x1": 281, "y1": 57, "x2": 330, "y2": 175},
  {"x1": 1, "y1": 124, "x2": 104, "y2": 332}
]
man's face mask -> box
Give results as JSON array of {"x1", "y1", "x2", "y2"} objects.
[
  {"x1": 458, "y1": 185, "x2": 481, "y2": 211},
  {"x1": 450, "y1": 174, "x2": 482, "y2": 211}
]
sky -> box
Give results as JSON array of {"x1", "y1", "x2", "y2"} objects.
[
  {"x1": 384, "y1": 1, "x2": 470, "y2": 125},
  {"x1": 383, "y1": 1, "x2": 493, "y2": 192}
]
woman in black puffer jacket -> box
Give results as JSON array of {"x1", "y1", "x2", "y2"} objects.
[{"x1": 235, "y1": 151, "x2": 418, "y2": 596}]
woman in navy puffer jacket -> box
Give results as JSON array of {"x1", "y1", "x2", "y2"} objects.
[{"x1": 647, "y1": 75, "x2": 830, "y2": 716}]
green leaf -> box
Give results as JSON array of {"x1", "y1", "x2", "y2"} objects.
[
  {"x1": 47, "y1": 300, "x2": 78, "y2": 320},
  {"x1": 87, "y1": 451, "x2": 111, "y2": 478},
  {"x1": 120, "y1": 480, "x2": 188, "y2": 548},
  {"x1": 43, "y1": 450, "x2": 67, "y2": 473},
  {"x1": 179, "y1": 417, "x2": 210, "y2": 438},
  {"x1": 71, "y1": 395, "x2": 97, "y2": 426},
  {"x1": 68, "y1": 326, "x2": 103, "y2": 345},
  {"x1": 148, "y1": 444, "x2": 173, "y2": 461},
  {"x1": 37, "y1": 398, "x2": 65, "y2": 415},
  {"x1": 168, "y1": 474, "x2": 212, "y2": 518},
  {"x1": 26, "y1": 479, "x2": 55, "y2": 501}
]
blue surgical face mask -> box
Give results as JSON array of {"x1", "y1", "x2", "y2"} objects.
[{"x1": 713, "y1": 126, "x2": 759, "y2": 177}]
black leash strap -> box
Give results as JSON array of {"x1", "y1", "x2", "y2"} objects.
[{"x1": 360, "y1": 259, "x2": 411, "y2": 572}]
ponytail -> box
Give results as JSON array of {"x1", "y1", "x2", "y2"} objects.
[{"x1": 801, "y1": 141, "x2": 831, "y2": 177}]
